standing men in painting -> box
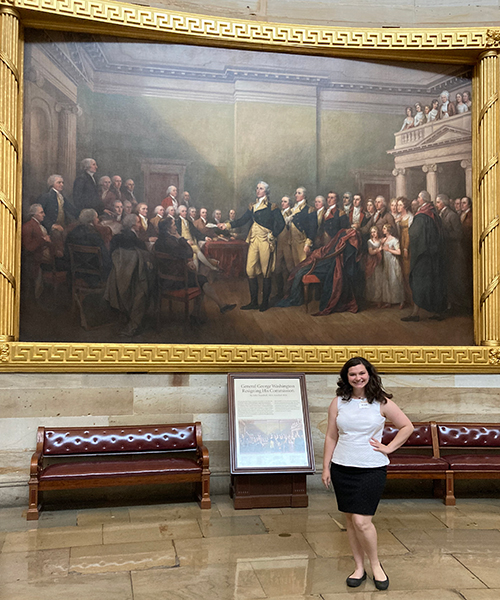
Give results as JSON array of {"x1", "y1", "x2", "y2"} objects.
[
  {"x1": 37, "y1": 174, "x2": 76, "y2": 234},
  {"x1": 401, "y1": 190, "x2": 447, "y2": 322},
  {"x1": 275, "y1": 195, "x2": 294, "y2": 299},
  {"x1": 313, "y1": 195, "x2": 327, "y2": 248},
  {"x1": 324, "y1": 191, "x2": 348, "y2": 242},
  {"x1": 435, "y1": 193, "x2": 469, "y2": 313},
  {"x1": 361, "y1": 196, "x2": 395, "y2": 238},
  {"x1": 289, "y1": 187, "x2": 317, "y2": 266},
  {"x1": 349, "y1": 194, "x2": 365, "y2": 230},
  {"x1": 219, "y1": 181, "x2": 285, "y2": 312},
  {"x1": 161, "y1": 185, "x2": 179, "y2": 211},
  {"x1": 73, "y1": 158, "x2": 101, "y2": 215}
]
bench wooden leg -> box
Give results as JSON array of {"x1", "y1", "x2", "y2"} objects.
[
  {"x1": 198, "y1": 474, "x2": 211, "y2": 509},
  {"x1": 27, "y1": 482, "x2": 40, "y2": 520},
  {"x1": 444, "y1": 471, "x2": 456, "y2": 506}
]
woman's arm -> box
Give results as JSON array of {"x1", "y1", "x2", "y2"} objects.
[
  {"x1": 322, "y1": 399, "x2": 339, "y2": 488},
  {"x1": 370, "y1": 398, "x2": 414, "y2": 455}
]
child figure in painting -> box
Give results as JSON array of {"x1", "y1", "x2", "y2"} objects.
[
  {"x1": 381, "y1": 223, "x2": 404, "y2": 309},
  {"x1": 365, "y1": 227, "x2": 383, "y2": 307}
]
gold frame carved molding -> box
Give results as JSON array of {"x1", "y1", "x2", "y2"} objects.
[
  {"x1": 0, "y1": 343, "x2": 496, "y2": 373},
  {"x1": 1, "y1": 0, "x2": 500, "y2": 373}
]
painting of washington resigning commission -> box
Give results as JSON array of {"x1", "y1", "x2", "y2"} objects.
[{"x1": 20, "y1": 29, "x2": 473, "y2": 346}]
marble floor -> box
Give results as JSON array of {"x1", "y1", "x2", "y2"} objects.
[{"x1": 1, "y1": 492, "x2": 500, "y2": 599}]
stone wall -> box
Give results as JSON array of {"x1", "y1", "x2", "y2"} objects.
[{"x1": 2, "y1": 371, "x2": 500, "y2": 507}]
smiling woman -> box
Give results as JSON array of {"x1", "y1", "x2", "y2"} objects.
[{"x1": 322, "y1": 356, "x2": 414, "y2": 589}]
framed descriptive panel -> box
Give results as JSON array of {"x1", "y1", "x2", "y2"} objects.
[
  {"x1": 1, "y1": 0, "x2": 500, "y2": 372},
  {"x1": 228, "y1": 373, "x2": 315, "y2": 474}
]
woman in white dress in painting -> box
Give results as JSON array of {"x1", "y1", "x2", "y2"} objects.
[
  {"x1": 380, "y1": 223, "x2": 404, "y2": 308},
  {"x1": 455, "y1": 92, "x2": 469, "y2": 114},
  {"x1": 399, "y1": 106, "x2": 414, "y2": 131},
  {"x1": 413, "y1": 102, "x2": 425, "y2": 126},
  {"x1": 365, "y1": 227, "x2": 384, "y2": 307},
  {"x1": 427, "y1": 98, "x2": 439, "y2": 122}
]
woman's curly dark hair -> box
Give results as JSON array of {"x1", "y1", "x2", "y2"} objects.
[{"x1": 336, "y1": 356, "x2": 392, "y2": 404}]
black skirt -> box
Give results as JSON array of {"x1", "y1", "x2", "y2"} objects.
[{"x1": 330, "y1": 462, "x2": 387, "y2": 516}]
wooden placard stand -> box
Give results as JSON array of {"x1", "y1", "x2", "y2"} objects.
[
  {"x1": 230, "y1": 473, "x2": 308, "y2": 509},
  {"x1": 227, "y1": 373, "x2": 315, "y2": 509}
]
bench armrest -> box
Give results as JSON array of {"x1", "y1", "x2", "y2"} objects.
[
  {"x1": 29, "y1": 427, "x2": 46, "y2": 480},
  {"x1": 197, "y1": 444, "x2": 210, "y2": 468}
]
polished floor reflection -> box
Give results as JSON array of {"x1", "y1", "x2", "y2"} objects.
[{"x1": 1, "y1": 493, "x2": 500, "y2": 599}]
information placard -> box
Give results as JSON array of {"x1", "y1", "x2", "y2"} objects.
[{"x1": 228, "y1": 373, "x2": 315, "y2": 474}]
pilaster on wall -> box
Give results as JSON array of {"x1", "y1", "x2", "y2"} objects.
[
  {"x1": 476, "y1": 50, "x2": 500, "y2": 346},
  {"x1": 0, "y1": 7, "x2": 22, "y2": 342}
]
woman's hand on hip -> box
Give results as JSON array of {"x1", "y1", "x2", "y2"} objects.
[{"x1": 370, "y1": 438, "x2": 390, "y2": 455}]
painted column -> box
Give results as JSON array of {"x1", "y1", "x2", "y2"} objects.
[
  {"x1": 392, "y1": 167, "x2": 407, "y2": 198},
  {"x1": 55, "y1": 102, "x2": 81, "y2": 186},
  {"x1": 460, "y1": 159, "x2": 473, "y2": 201},
  {"x1": 0, "y1": 7, "x2": 22, "y2": 342},
  {"x1": 422, "y1": 163, "x2": 438, "y2": 202},
  {"x1": 475, "y1": 50, "x2": 500, "y2": 346}
]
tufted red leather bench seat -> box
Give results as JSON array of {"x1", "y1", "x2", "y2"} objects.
[
  {"x1": 27, "y1": 423, "x2": 210, "y2": 520},
  {"x1": 383, "y1": 421, "x2": 454, "y2": 505},
  {"x1": 436, "y1": 423, "x2": 500, "y2": 504}
]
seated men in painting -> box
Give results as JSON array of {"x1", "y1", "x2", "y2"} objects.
[
  {"x1": 135, "y1": 203, "x2": 156, "y2": 242},
  {"x1": 194, "y1": 207, "x2": 217, "y2": 238},
  {"x1": 277, "y1": 227, "x2": 360, "y2": 315},
  {"x1": 176, "y1": 204, "x2": 218, "y2": 273},
  {"x1": 188, "y1": 206, "x2": 198, "y2": 223},
  {"x1": 122, "y1": 179, "x2": 138, "y2": 208},
  {"x1": 104, "y1": 214, "x2": 155, "y2": 337},
  {"x1": 98, "y1": 176, "x2": 113, "y2": 207},
  {"x1": 100, "y1": 199, "x2": 124, "y2": 236},
  {"x1": 21, "y1": 203, "x2": 53, "y2": 299},
  {"x1": 154, "y1": 217, "x2": 235, "y2": 323},
  {"x1": 150, "y1": 205, "x2": 165, "y2": 236},
  {"x1": 65, "y1": 208, "x2": 112, "y2": 284}
]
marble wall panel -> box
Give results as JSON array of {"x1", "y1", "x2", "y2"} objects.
[
  {"x1": 133, "y1": 382, "x2": 228, "y2": 415},
  {"x1": 0, "y1": 416, "x2": 110, "y2": 451},
  {"x1": 0, "y1": 388, "x2": 133, "y2": 419}
]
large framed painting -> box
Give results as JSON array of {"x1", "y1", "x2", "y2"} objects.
[{"x1": 0, "y1": 0, "x2": 500, "y2": 372}]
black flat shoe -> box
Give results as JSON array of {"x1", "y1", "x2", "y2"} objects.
[
  {"x1": 373, "y1": 564, "x2": 389, "y2": 591},
  {"x1": 346, "y1": 570, "x2": 367, "y2": 587}
]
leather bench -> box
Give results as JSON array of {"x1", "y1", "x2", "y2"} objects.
[
  {"x1": 28, "y1": 422, "x2": 210, "y2": 520},
  {"x1": 384, "y1": 421, "x2": 454, "y2": 505},
  {"x1": 436, "y1": 422, "x2": 500, "y2": 505}
]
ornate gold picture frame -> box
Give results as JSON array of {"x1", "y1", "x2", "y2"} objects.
[{"x1": 1, "y1": 0, "x2": 500, "y2": 372}]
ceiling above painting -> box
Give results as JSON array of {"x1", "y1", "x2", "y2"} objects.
[{"x1": 25, "y1": 29, "x2": 472, "y2": 114}]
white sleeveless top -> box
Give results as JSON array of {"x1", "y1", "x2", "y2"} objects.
[{"x1": 332, "y1": 397, "x2": 389, "y2": 468}]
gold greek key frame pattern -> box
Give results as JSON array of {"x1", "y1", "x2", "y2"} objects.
[
  {"x1": 1, "y1": 0, "x2": 491, "y2": 56},
  {"x1": 0, "y1": 343, "x2": 496, "y2": 373},
  {"x1": 1, "y1": 0, "x2": 500, "y2": 372}
]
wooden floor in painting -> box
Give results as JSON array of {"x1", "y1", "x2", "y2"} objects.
[{"x1": 20, "y1": 276, "x2": 474, "y2": 346}]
